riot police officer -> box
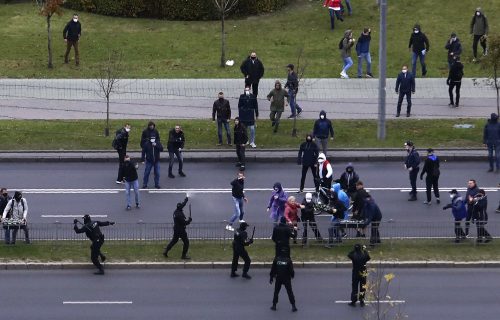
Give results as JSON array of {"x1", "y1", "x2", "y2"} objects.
[
  {"x1": 271, "y1": 216, "x2": 292, "y2": 257},
  {"x1": 347, "y1": 243, "x2": 371, "y2": 306},
  {"x1": 270, "y1": 248, "x2": 297, "y2": 312},
  {"x1": 230, "y1": 222, "x2": 253, "y2": 279},
  {"x1": 164, "y1": 197, "x2": 192, "y2": 259}
]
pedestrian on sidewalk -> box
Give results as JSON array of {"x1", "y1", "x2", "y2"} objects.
[
  {"x1": 470, "y1": 8, "x2": 488, "y2": 62},
  {"x1": 272, "y1": 216, "x2": 292, "y2": 257},
  {"x1": 230, "y1": 222, "x2": 253, "y2": 279},
  {"x1": 465, "y1": 179, "x2": 480, "y2": 237},
  {"x1": 338, "y1": 163, "x2": 359, "y2": 198},
  {"x1": 483, "y1": 113, "x2": 500, "y2": 172},
  {"x1": 226, "y1": 171, "x2": 247, "y2": 231},
  {"x1": 322, "y1": 0, "x2": 343, "y2": 31},
  {"x1": 285, "y1": 64, "x2": 302, "y2": 118},
  {"x1": 270, "y1": 247, "x2": 297, "y2": 312},
  {"x1": 301, "y1": 192, "x2": 322, "y2": 245},
  {"x1": 408, "y1": 24, "x2": 430, "y2": 77},
  {"x1": 356, "y1": 27, "x2": 373, "y2": 78},
  {"x1": 63, "y1": 13, "x2": 82, "y2": 66},
  {"x1": 1, "y1": 191, "x2": 29, "y2": 244},
  {"x1": 238, "y1": 86, "x2": 259, "y2": 148},
  {"x1": 167, "y1": 125, "x2": 186, "y2": 178},
  {"x1": 445, "y1": 32, "x2": 462, "y2": 69},
  {"x1": 347, "y1": 243, "x2": 370, "y2": 307},
  {"x1": 298, "y1": 134, "x2": 319, "y2": 193},
  {"x1": 0, "y1": 188, "x2": 12, "y2": 244},
  {"x1": 267, "y1": 182, "x2": 288, "y2": 223},
  {"x1": 142, "y1": 136, "x2": 163, "y2": 189},
  {"x1": 113, "y1": 123, "x2": 130, "y2": 184},
  {"x1": 267, "y1": 80, "x2": 289, "y2": 133},
  {"x1": 442, "y1": 189, "x2": 467, "y2": 243},
  {"x1": 313, "y1": 111, "x2": 334, "y2": 155},
  {"x1": 233, "y1": 117, "x2": 248, "y2": 170},
  {"x1": 284, "y1": 196, "x2": 304, "y2": 244},
  {"x1": 447, "y1": 55, "x2": 464, "y2": 108},
  {"x1": 140, "y1": 121, "x2": 160, "y2": 163},
  {"x1": 212, "y1": 92, "x2": 232, "y2": 146},
  {"x1": 395, "y1": 65, "x2": 415, "y2": 117},
  {"x1": 340, "y1": 29, "x2": 355, "y2": 79},
  {"x1": 240, "y1": 52, "x2": 265, "y2": 97},
  {"x1": 471, "y1": 189, "x2": 492, "y2": 243},
  {"x1": 122, "y1": 155, "x2": 140, "y2": 211},
  {"x1": 164, "y1": 197, "x2": 192, "y2": 259},
  {"x1": 404, "y1": 140, "x2": 420, "y2": 201},
  {"x1": 420, "y1": 148, "x2": 440, "y2": 205}
]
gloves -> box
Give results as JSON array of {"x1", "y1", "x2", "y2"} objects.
[
  {"x1": 73, "y1": 219, "x2": 78, "y2": 224},
  {"x1": 110, "y1": 222, "x2": 115, "y2": 225},
  {"x1": 185, "y1": 196, "x2": 189, "y2": 202}
]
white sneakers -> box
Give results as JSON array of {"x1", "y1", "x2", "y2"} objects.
[
  {"x1": 340, "y1": 71, "x2": 349, "y2": 79},
  {"x1": 250, "y1": 143, "x2": 257, "y2": 148},
  {"x1": 225, "y1": 225, "x2": 234, "y2": 231}
]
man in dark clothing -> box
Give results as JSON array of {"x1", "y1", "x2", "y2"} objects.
[
  {"x1": 270, "y1": 248, "x2": 297, "y2": 312},
  {"x1": 167, "y1": 125, "x2": 186, "y2": 178},
  {"x1": 285, "y1": 64, "x2": 302, "y2": 118},
  {"x1": 238, "y1": 86, "x2": 259, "y2": 148},
  {"x1": 465, "y1": 179, "x2": 480, "y2": 237},
  {"x1": 420, "y1": 148, "x2": 440, "y2": 205},
  {"x1": 164, "y1": 197, "x2": 192, "y2": 259},
  {"x1": 226, "y1": 171, "x2": 247, "y2": 231},
  {"x1": 113, "y1": 123, "x2": 130, "y2": 184},
  {"x1": 395, "y1": 65, "x2": 416, "y2": 117},
  {"x1": 313, "y1": 110, "x2": 334, "y2": 155},
  {"x1": 212, "y1": 91, "x2": 232, "y2": 146},
  {"x1": 483, "y1": 113, "x2": 500, "y2": 172},
  {"x1": 352, "y1": 181, "x2": 369, "y2": 238},
  {"x1": 347, "y1": 244, "x2": 371, "y2": 307},
  {"x1": 404, "y1": 140, "x2": 420, "y2": 201},
  {"x1": 297, "y1": 134, "x2": 319, "y2": 192},
  {"x1": 447, "y1": 55, "x2": 464, "y2": 108},
  {"x1": 443, "y1": 189, "x2": 467, "y2": 243},
  {"x1": 301, "y1": 193, "x2": 322, "y2": 245},
  {"x1": 240, "y1": 52, "x2": 264, "y2": 97},
  {"x1": 142, "y1": 136, "x2": 163, "y2": 189},
  {"x1": 356, "y1": 27, "x2": 373, "y2": 78},
  {"x1": 231, "y1": 222, "x2": 253, "y2": 279},
  {"x1": 122, "y1": 155, "x2": 140, "y2": 210},
  {"x1": 63, "y1": 13, "x2": 82, "y2": 66},
  {"x1": 73, "y1": 214, "x2": 115, "y2": 275},
  {"x1": 233, "y1": 117, "x2": 248, "y2": 170},
  {"x1": 408, "y1": 24, "x2": 430, "y2": 77},
  {"x1": 445, "y1": 33, "x2": 462, "y2": 69},
  {"x1": 471, "y1": 189, "x2": 492, "y2": 243},
  {"x1": 140, "y1": 121, "x2": 160, "y2": 163},
  {"x1": 0, "y1": 188, "x2": 12, "y2": 244},
  {"x1": 363, "y1": 196, "x2": 382, "y2": 246},
  {"x1": 338, "y1": 163, "x2": 359, "y2": 197},
  {"x1": 272, "y1": 216, "x2": 292, "y2": 257},
  {"x1": 470, "y1": 8, "x2": 489, "y2": 62}
]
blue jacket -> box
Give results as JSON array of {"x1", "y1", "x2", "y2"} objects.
[
  {"x1": 355, "y1": 33, "x2": 371, "y2": 55},
  {"x1": 332, "y1": 183, "x2": 350, "y2": 212},
  {"x1": 443, "y1": 194, "x2": 467, "y2": 220},
  {"x1": 405, "y1": 148, "x2": 420, "y2": 169},
  {"x1": 483, "y1": 119, "x2": 500, "y2": 145},
  {"x1": 143, "y1": 141, "x2": 164, "y2": 164},
  {"x1": 313, "y1": 110, "x2": 334, "y2": 139},
  {"x1": 395, "y1": 72, "x2": 415, "y2": 93},
  {"x1": 238, "y1": 93, "x2": 259, "y2": 126}
]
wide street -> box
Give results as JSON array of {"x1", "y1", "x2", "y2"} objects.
[{"x1": 0, "y1": 268, "x2": 499, "y2": 320}]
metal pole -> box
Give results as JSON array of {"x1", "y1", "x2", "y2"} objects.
[{"x1": 377, "y1": 0, "x2": 387, "y2": 140}]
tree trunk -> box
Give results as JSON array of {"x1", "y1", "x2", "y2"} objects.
[
  {"x1": 105, "y1": 96, "x2": 110, "y2": 137},
  {"x1": 220, "y1": 12, "x2": 226, "y2": 68},
  {"x1": 47, "y1": 15, "x2": 53, "y2": 69}
]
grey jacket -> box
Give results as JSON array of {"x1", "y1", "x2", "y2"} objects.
[
  {"x1": 470, "y1": 10, "x2": 489, "y2": 36},
  {"x1": 2, "y1": 198, "x2": 28, "y2": 220}
]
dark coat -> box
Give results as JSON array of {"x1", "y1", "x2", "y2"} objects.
[
  {"x1": 298, "y1": 140, "x2": 319, "y2": 166},
  {"x1": 272, "y1": 223, "x2": 292, "y2": 248},
  {"x1": 408, "y1": 31, "x2": 430, "y2": 53},
  {"x1": 300, "y1": 200, "x2": 315, "y2": 221},
  {"x1": 352, "y1": 188, "x2": 370, "y2": 219},
  {"x1": 363, "y1": 198, "x2": 382, "y2": 226},
  {"x1": 448, "y1": 61, "x2": 464, "y2": 83},
  {"x1": 270, "y1": 256, "x2": 295, "y2": 282},
  {"x1": 167, "y1": 129, "x2": 185, "y2": 151},
  {"x1": 63, "y1": 20, "x2": 81, "y2": 41},
  {"x1": 395, "y1": 72, "x2": 415, "y2": 93},
  {"x1": 234, "y1": 123, "x2": 248, "y2": 145},
  {"x1": 141, "y1": 127, "x2": 160, "y2": 151},
  {"x1": 339, "y1": 168, "x2": 359, "y2": 195},
  {"x1": 238, "y1": 94, "x2": 259, "y2": 126},
  {"x1": 114, "y1": 128, "x2": 129, "y2": 150},
  {"x1": 313, "y1": 110, "x2": 334, "y2": 139},
  {"x1": 212, "y1": 98, "x2": 231, "y2": 121},
  {"x1": 483, "y1": 120, "x2": 500, "y2": 145},
  {"x1": 405, "y1": 148, "x2": 420, "y2": 169},
  {"x1": 445, "y1": 38, "x2": 462, "y2": 61},
  {"x1": 143, "y1": 141, "x2": 164, "y2": 164},
  {"x1": 122, "y1": 160, "x2": 139, "y2": 182},
  {"x1": 285, "y1": 71, "x2": 299, "y2": 92},
  {"x1": 420, "y1": 154, "x2": 440, "y2": 179},
  {"x1": 74, "y1": 221, "x2": 110, "y2": 242},
  {"x1": 348, "y1": 248, "x2": 371, "y2": 273},
  {"x1": 472, "y1": 195, "x2": 488, "y2": 222},
  {"x1": 233, "y1": 228, "x2": 251, "y2": 251},
  {"x1": 173, "y1": 198, "x2": 191, "y2": 231},
  {"x1": 240, "y1": 57, "x2": 265, "y2": 83}
]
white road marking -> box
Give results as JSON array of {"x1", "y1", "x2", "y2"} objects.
[
  {"x1": 22, "y1": 189, "x2": 119, "y2": 194},
  {"x1": 334, "y1": 300, "x2": 406, "y2": 304},
  {"x1": 63, "y1": 301, "x2": 132, "y2": 305},
  {"x1": 41, "y1": 215, "x2": 108, "y2": 218}
]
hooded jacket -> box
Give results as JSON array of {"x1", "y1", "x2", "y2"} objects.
[
  {"x1": 420, "y1": 153, "x2": 440, "y2": 179},
  {"x1": 483, "y1": 116, "x2": 500, "y2": 145},
  {"x1": 313, "y1": 111, "x2": 334, "y2": 139},
  {"x1": 341, "y1": 30, "x2": 355, "y2": 59},
  {"x1": 470, "y1": 9, "x2": 489, "y2": 36},
  {"x1": 141, "y1": 123, "x2": 161, "y2": 151},
  {"x1": 300, "y1": 198, "x2": 316, "y2": 221},
  {"x1": 114, "y1": 127, "x2": 129, "y2": 150},
  {"x1": 298, "y1": 135, "x2": 319, "y2": 166},
  {"x1": 448, "y1": 60, "x2": 464, "y2": 83},
  {"x1": 173, "y1": 198, "x2": 191, "y2": 231},
  {"x1": 332, "y1": 183, "x2": 350, "y2": 210},
  {"x1": 348, "y1": 247, "x2": 371, "y2": 272},
  {"x1": 328, "y1": 190, "x2": 348, "y2": 222},
  {"x1": 352, "y1": 187, "x2": 370, "y2": 220},
  {"x1": 233, "y1": 121, "x2": 248, "y2": 145},
  {"x1": 122, "y1": 160, "x2": 139, "y2": 182},
  {"x1": 317, "y1": 153, "x2": 333, "y2": 180},
  {"x1": 143, "y1": 140, "x2": 164, "y2": 164},
  {"x1": 267, "y1": 85, "x2": 289, "y2": 112},
  {"x1": 74, "y1": 220, "x2": 111, "y2": 242},
  {"x1": 363, "y1": 197, "x2": 382, "y2": 226},
  {"x1": 445, "y1": 37, "x2": 462, "y2": 60},
  {"x1": 408, "y1": 25, "x2": 430, "y2": 53},
  {"x1": 338, "y1": 165, "x2": 359, "y2": 194},
  {"x1": 268, "y1": 183, "x2": 288, "y2": 219},
  {"x1": 167, "y1": 128, "x2": 185, "y2": 152}
]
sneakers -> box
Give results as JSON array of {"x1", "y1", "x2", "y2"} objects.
[
  {"x1": 178, "y1": 171, "x2": 186, "y2": 177},
  {"x1": 287, "y1": 114, "x2": 296, "y2": 119},
  {"x1": 94, "y1": 269, "x2": 105, "y2": 275},
  {"x1": 448, "y1": 103, "x2": 455, "y2": 107},
  {"x1": 168, "y1": 173, "x2": 175, "y2": 178},
  {"x1": 216, "y1": 143, "x2": 222, "y2": 146},
  {"x1": 406, "y1": 112, "x2": 411, "y2": 117},
  {"x1": 348, "y1": 302, "x2": 356, "y2": 307},
  {"x1": 436, "y1": 198, "x2": 440, "y2": 204},
  {"x1": 115, "y1": 180, "x2": 123, "y2": 184},
  {"x1": 225, "y1": 225, "x2": 234, "y2": 231},
  {"x1": 270, "y1": 305, "x2": 277, "y2": 311},
  {"x1": 136, "y1": 203, "x2": 140, "y2": 209},
  {"x1": 473, "y1": 58, "x2": 478, "y2": 63},
  {"x1": 291, "y1": 305, "x2": 298, "y2": 312},
  {"x1": 297, "y1": 109, "x2": 303, "y2": 116},
  {"x1": 181, "y1": 255, "x2": 191, "y2": 260},
  {"x1": 495, "y1": 207, "x2": 500, "y2": 214},
  {"x1": 340, "y1": 71, "x2": 349, "y2": 79},
  {"x1": 395, "y1": 113, "x2": 400, "y2": 117},
  {"x1": 239, "y1": 219, "x2": 245, "y2": 223},
  {"x1": 242, "y1": 273, "x2": 252, "y2": 279},
  {"x1": 155, "y1": 185, "x2": 161, "y2": 189},
  {"x1": 408, "y1": 195, "x2": 417, "y2": 201},
  {"x1": 366, "y1": 73, "x2": 373, "y2": 78},
  {"x1": 126, "y1": 205, "x2": 132, "y2": 211},
  {"x1": 423, "y1": 201, "x2": 431, "y2": 205},
  {"x1": 250, "y1": 143, "x2": 257, "y2": 148}
]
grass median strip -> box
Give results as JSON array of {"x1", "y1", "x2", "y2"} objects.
[
  {"x1": 0, "y1": 119, "x2": 484, "y2": 151},
  {"x1": 1, "y1": 239, "x2": 499, "y2": 263}
]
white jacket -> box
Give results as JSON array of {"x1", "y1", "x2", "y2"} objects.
[{"x1": 2, "y1": 198, "x2": 28, "y2": 220}]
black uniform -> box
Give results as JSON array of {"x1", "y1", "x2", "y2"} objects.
[
  {"x1": 405, "y1": 146, "x2": 420, "y2": 200},
  {"x1": 420, "y1": 153, "x2": 440, "y2": 203},
  {"x1": 472, "y1": 193, "x2": 492, "y2": 243},
  {"x1": 114, "y1": 127, "x2": 129, "y2": 182},
  {"x1": 300, "y1": 199, "x2": 321, "y2": 244},
  {"x1": 270, "y1": 255, "x2": 296, "y2": 311},
  {"x1": 272, "y1": 219, "x2": 292, "y2": 257},
  {"x1": 231, "y1": 224, "x2": 253, "y2": 277},
  {"x1": 348, "y1": 245, "x2": 371, "y2": 305},
  {"x1": 240, "y1": 56, "x2": 265, "y2": 97},
  {"x1": 164, "y1": 197, "x2": 192, "y2": 258},
  {"x1": 297, "y1": 135, "x2": 319, "y2": 192},
  {"x1": 73, "y1": 215, "x2": 114, "y2": 274}
]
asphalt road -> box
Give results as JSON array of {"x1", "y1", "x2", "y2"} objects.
[{"x1": 0, "y1": 268, "x2": 498, "y2": 320}]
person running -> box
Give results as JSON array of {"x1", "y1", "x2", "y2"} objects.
[
  {"x1": 163, "y1": 197, "x2": 192, "y2": 259},
  {"x1": 226, "y1": 171, "x2": 247, "y2": 231},
  {"x1": 420, "y1": 148, "x2": 440, "y2": 205}
]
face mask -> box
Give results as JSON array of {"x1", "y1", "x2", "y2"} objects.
[
  {"x1": 73, "y1": 18, "x2": 78, "y2": 23},
  {"x1": 274, "y1": 188, "x2": 279, "y2": 192},
  {"x1": 125, "y1": 158, "x2": 130, "y2": 162},
  {"x1": 476, "y1": 12, "x2": 480, "y2": 16},
  {"x1": 320, "y1": 115, "x2": 325, "y2": 119},
  {"x1": 219, "y1": 97, "x2": 224, "y2": 100},
  {"x1": 238, "y1": 176, "x2": 244, "y2": 180},
  {"x1": 402, "y1": 69, "x2": 407, "y2": 73},
  {"x1": 2, "y1": 193, "x2": 7, "y2": 197},
  {"x1": 125, "y1": 128, "x2": 131, "y2": 132},
  {"x1": 15, "y1": 196, "x2": 22, "y2": 201},
  {"x1": 450, "y1": 194, "x2": 454, "y2": 199},
  {"x1": 347, "y1": 169, "x2": 353, "y2": 173},
  {"x1": 245, "y1": 90, "x2": 250, "y2": 95},
  {"x1": 150, "y1": 138, "x2": 156, "y2": 143},
  {"x1": 452, "y1": 37, "x2": 457, "y2": 41},
  {"x1": 306, "y1": 138, "x2": 312, "y2": 142},
  {"x1": 414, "y1": 30, "x2": 419, "y2": 34}
]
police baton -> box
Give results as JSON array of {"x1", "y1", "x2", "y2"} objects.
[
  {"x1": 251, "y1": 226, "x2": 255, "y2": 241},
  {"x1": 189, "y1": 204, "x2": 192, "y2": 218}
]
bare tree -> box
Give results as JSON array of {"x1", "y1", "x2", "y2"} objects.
[
  {"x1": 482, "y1": 34, "x2": 500, "y2": 115},
  {"x1": 95, "y1": 51, "x2": 123, "y2": 137},
  {"x1": 35, "y1": 0, "x2": 64, "y2": 69},
  {"x1": 291, "y1": 47, "x2": 308, "y2": 137},
  {"x1": 213, "y1": 0, "x2": 239, "y2": 67}
]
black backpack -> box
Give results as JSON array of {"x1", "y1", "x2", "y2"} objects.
[{"x1": 338, "y1": 38, "x2": 344, "y2": 50}]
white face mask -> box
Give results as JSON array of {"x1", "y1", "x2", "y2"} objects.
[
  {"x1": 402, "y1": 69, "x2": 408, "y2": 74},
  {"x1": 245, "y1": 90, "x2": 250, "y2": 95},
  {"x1": 450, "y1": 194, "x2": 454, "y2": 199},
  {"x1": 476, "y1": 12, "x2": 480, "y2": 16},
  {"x1": 125, "y1": 128, "x2": 131, "y2": 132},
  {"x1": 73, "y1": 18, "x2": 78, "y2": 23},
  {"x1": 414, "y1": 30, "x2": 419, "y2": 34},
  {"x1": 320, "y1": 115, "x2": 325, "y2": 119}
]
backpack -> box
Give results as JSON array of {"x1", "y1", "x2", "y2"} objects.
[
  {"x1": 112, "y1": 130, "x2": 122, "y2": 150},
  {"x1": 338, "y1": 38, "x2": 344, "y2": 50},
  {"x1": 7, "y1": 199, "x2": 25, "y2": 219}
]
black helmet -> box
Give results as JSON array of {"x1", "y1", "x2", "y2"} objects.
[
  {"x1": 354, "y1": 243, "x2": 362, "y2": 251},
  {"x1": 83, "y1": 214, "x2": 91, "y2": 224},
  {"x1": 177, "y1": 203, "x2": 184, "y2": 209},
  {"x1": 239, "y1": 222, "x2": 249, "y2": 230}
]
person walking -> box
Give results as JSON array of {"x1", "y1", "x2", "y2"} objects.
[
  {"x1": 140, "y1": 121, "x2": 160, "y2": 163},
  {"x1": 284, "y1": 196, "x2": 304, "y2": 244},
  {"x1": 301, "y1": 192, "x2": 322, "y2": 245},
  {"x1": 408, "y1": 24, "x2": 430, "y2": 77},
  {"x1": 233, "y1": 117, "x2": 248, "y2": 170},
  {"x1": 1, "y1": 191, "x2": 29, "y2": 244},
  {"x1": 465, "y1": 179, "x2": 480, "y2": 237},
  {"x1": 238, "y1": 86, "x2": 259, "y2": 148},
  {"x1": 267, "y1": 80, "x2": 289, "y2": 132},
  {"x1": 445, "y1": 32, "x2": 462, "y2": 69},
  {"x1": 212, "y1": 92, "x2": 232, "y2": 146},
  {"x1": 340, "y1": 30, "x2": 355, "y2": 79},
  {"x1": 420, "y1": 148, "x2": 440, "y2": 205},
  {"x1": 470, "y1": 8, "x2": 489, "y2": 62},
  {"x1": 142, "y1": 136, "x2": 163, "y2": 189},
  {"x1": 230, "y1": 222, "x2": 253, "y2": 279},
  {"x1": 356, "y1": 28, "x2": 373, "y2": 78},
  {"x1": 297, "y1": 134, "x2": 319, "y2": 193},
  {"x1": 322, "y1": 0, "x2": 343, "y2": 31},
  {"x1": 167, "y1": 125, "x2": 186, "y2": 178},
  {"x1": 313, "y1": 111, "x2": 335, "y2": 155},
  {"x1": 483, "y1": 113, "x2": 500, "y2": 172},
  {"x1": 270, "y1": 248, "x2": 297, "y2": 312},
  {"x1": 113, "y1": 123, "x2": 131, "y2": 184},
  {"x1": 164, "y1": 197, "x2": 192, "y2": 259},
  {"x1": 447, "y1": 55, "x2": 464, "y2": 108},
  {"x1": 73, "y1": 214, "x2": 115, "y2": 275},
  {"x1": 395, "y1": 65, "x2": 416, "y2": 117},
  {"x1": 240, "y1": 52, "x2": 264, "y2": 97},
  {"x1": 404, "y1": 141, "x2": 420, "y2": 201},
  {"x1": 285, "y1": 64, "x2": 302, "y2": 118},
  {"x1": 363, "y1": 196, "x2": 382, "y2": 246},
  {"x1": 471, "y1": 189, "x2": 493, "y2": 243},
  {"x1": 272, "y1": 217, "x2": 292, "y2": 257},
  {"x1": 122, "y1": 155, "x2": 140, "y2": 210},
  {"x1": 267, "y1": 182, "x2": 288, "y2": 223},
  {"x1": 63, "y1": 13, "x2": 82, "y2": 66},
  {"x1": 347, "y1": 243, "x2": 371, "y2": 307},
  {"x1": 443, "y1": 189, "x2": 467, "y2": 243},
  {"x1": 226, "y1": 171, "x2": 247, "y2": 231}
]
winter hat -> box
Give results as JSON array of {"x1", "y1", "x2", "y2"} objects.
[
  {"x1": 239, "y1": 222, "x2": 249, "y2": 230},
  {"x1": 317, "y1": 153, "x2": 326, "y2": 163},
  {"x1": 177, "y1": 202, "x2": 184, "y2": 209},
  {"x1": 491, "y1": 113, "x2": 498, "y2": 121},
  {"x1": 305, "y1": 193, "x2": 312, "y2": 202},
  {"x1": 83, "y1": 214, "x2": 91, "y2": 224},
  {"x1": 286, "y1": 64, "x2": 294, "y2": 70}
]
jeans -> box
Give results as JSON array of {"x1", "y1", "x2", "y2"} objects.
[
  {"x1": 487, "y1": 144, "x2": 500, "y2": 170},
  {"x1": 472, "y1": 34, "x2": 487, "y2": 59},
  {"x1": 247, "y1": 125, "x2": 255, "y2": 145},
  {"x1": 168, "y1": 149, "x2": 183, "y2": 173},
  {"x1": 230, "y1": 197, "x2": 245, "y2": 224},
  {"x1": 344, "y1": 0, "x2": 352, "y2": 14},
  {"x1": 397, "y1": 91, "x2": 412, "y2": 115},
  {"x1": 125, "y1": 179, "x2": 140, "y2": 207},
  {"x1": 288, "y1": 89, "x2": 302, "y2": 116},
  {"x1": 217, "y1": 119, "x2": 231, "y2": 144},
  {"x1": 448, "y1": 82, "x2": 461, "y2": 106},
  {"x1": 342, "y1": 57, "x2": 353, "y2": 75},
  {"x1": 357, "y1": 52, "x2": 371, "y2": 77},
  {"x1": 143, "y1": 161, "x2": 160, "y2": 187},
  {"x1": 328, "y1": 9, "x2": 343, "y2": 30},
  {"x1": 411, "y1": 51, "x2": 427, "y2": 76}
]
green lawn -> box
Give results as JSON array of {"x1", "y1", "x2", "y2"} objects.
[
  {"x1": 0, "y1": 118, "x2": 485, "y2": 150},
  {"x1": 0, "y1": 0, "x2": 498, "y2": 78}
]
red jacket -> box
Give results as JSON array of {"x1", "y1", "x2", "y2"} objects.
[
  {"x1": 323, "y1": 0, "x2": 341, "y2": 9},
  {"x1": 285, "y1": 202, "x2": 301, "y2": 224}
]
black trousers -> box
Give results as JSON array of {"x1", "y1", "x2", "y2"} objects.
[
  {"x1": 273, "y1": 279, "x2": 295, "y2": 305},
  {"x1": 351, "y1": 271, "x2": 367, "y2": 303},
  {"x1": 168, "y1": 149, "x2": 183, "y2": 173},
  {"x1": 448, "y1": 82, "x2": 461, "y2": 105},
  {"x1": 231, "y1": 247, "x2": 251, "y2": 273},
  {"x1": 117, "y1": 148, "x2": 126, "y2": 181},
  {"x1": 409, "y1": 168, "x2": 419, "y2": 196},
  {"x1": 472, "y1": 34, "x2": 487, "y2": 59},
  {"x1": 302, "y1": 219, "x2": 322, "y2": 244},
  {"x1": 165, "y1": 229, "x2": 189, "y2": 257},
  {"x1": 454, "y1": 219, "x2": 465, "y2": 239},
  {"x1": 369, "y1": 221, "x2": 380, "y2": 244},
  {"x1": 300, "y1": 165, "x2": 318, "y2": 191},
  {"x1": 275, "y1": 243, "x2": 290, "y2": 258},
  {"x1": 476, "y1": 222, "x2": 491, "y2": 240},
  {"x1": 236, "y1": 144, "x2": 246, "y2": 165},
  {"x1": 245, "y1": 79, "x2": 260, "y2": 97},
  {"x1": 90, "y1": 239, "x2": 105, "y2": 271},
  {"x1": 397, "y1": 92, "x2": 412, "y2": 115},
  {"x1": 465, "y1": 205, "x2": 473, "y2": 236},
  {"x1": 425, "y1": 175, "x2": 440, "y2": 202}
]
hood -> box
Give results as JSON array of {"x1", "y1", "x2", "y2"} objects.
[
  {"x1": 147, "y1": 121, "x2": 156, "y2": 128},
  {"x1": 332, "y1": 183, "x2": 341, "y2": 193},
  {"x1": 345, "y1": 163, "x2": 354, "y2": 172},
  {"x1": 317, "y1": 153, "x2": 326, "y2": 163},
  {"x1": 344, "y1": 29, "x2": 352, "y2": 38},
  {"x1": 273, "y1": 182, "x2": 282, "y2": 192},
  {"x1": 413, "y1": 24, "x2": 421, "y2": 31},
  {"x1": 476, "y1": 7, "x2": 483, "y2": 14},
  {"x1": 319, "y1": 110, "x2": 327, "y2": 119}
]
